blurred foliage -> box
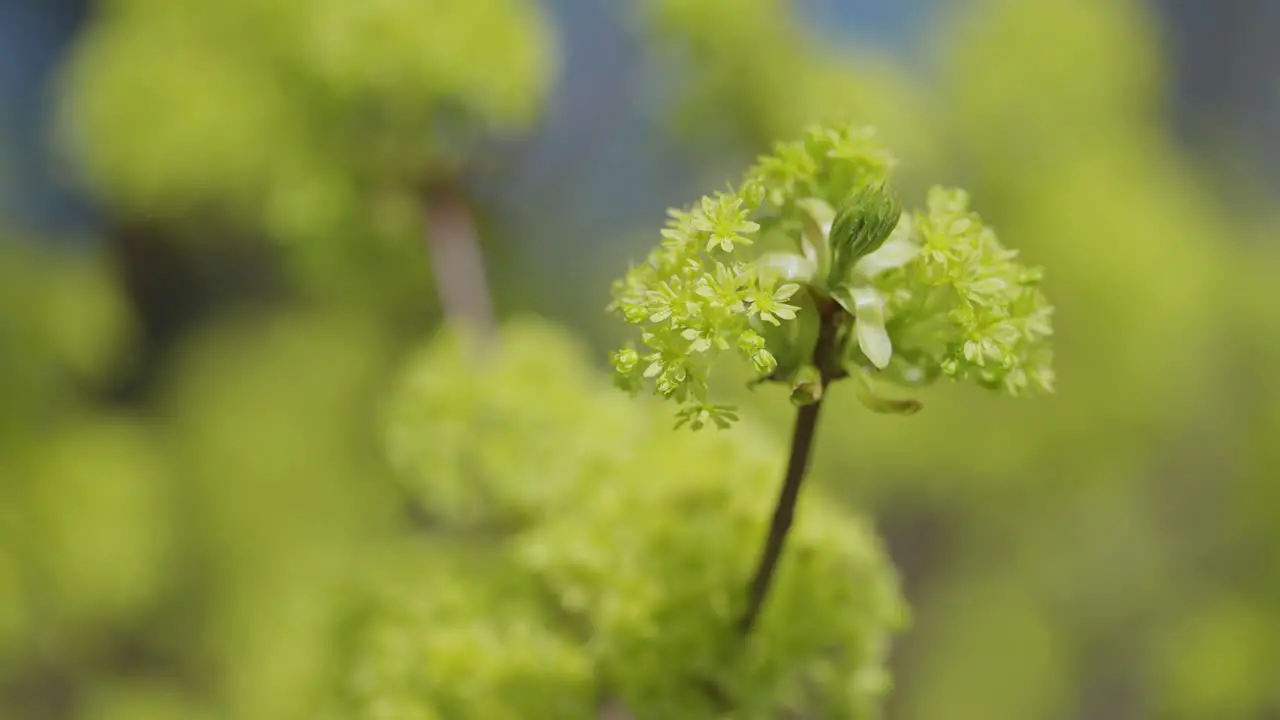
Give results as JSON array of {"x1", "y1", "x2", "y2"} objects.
[
  {"x1": 0, "y1": 235, "x2": 406, "y2": 718},
  {"x1": 0, "y1": 278, "x2": 905, "y2": 717},
  {"x1": 3, "y1": 0, "x2": 1279, "y2": 718},
  {"x1": 320, "y1": 541, "x2": 597, "y2": 720},
  {"x1": 386, "y1": 321, "x2": 905, "y2": 718},
  {"x1": 0, "y1": 241, "x2": 135, "y2": 418},
  {"x1": 641, "y1": 0, "x2": 938, "y2": 171},
  {"x1": 1149, "y1": 240, "x2": 1280, "y2": 718},
  {"x1": 58, "y1": 0, "x2": 553, "y2": 296}
]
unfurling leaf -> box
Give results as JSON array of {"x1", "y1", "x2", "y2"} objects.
[{"x1": 832, "y1": 286, "x2": 892, "y2": 370}]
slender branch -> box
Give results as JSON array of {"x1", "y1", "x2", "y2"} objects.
[
  {"x1": 596, "y1": 694, "x2": 634, "y2": 720},
  {"x1": 422, "y1": 180, "x2": 498, "y2": 343},
  {"x1": 739, "y1": 391, "x2": 823, "y2": 634},
  {"x1": 739, "y1": 298, "x2": 845, "y2": 635}
]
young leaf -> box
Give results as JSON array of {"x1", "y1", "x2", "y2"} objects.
[{"x1": 833, "y1": 286, "x2": 892, "y2": 369}]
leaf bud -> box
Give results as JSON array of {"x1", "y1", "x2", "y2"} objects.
[{"x1": 828, "y1": 182, "x2": 902, "y2": 286}]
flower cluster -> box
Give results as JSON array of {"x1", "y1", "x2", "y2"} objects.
[
  {"x1": 609, "y1": 123, "x2": 898, "y2": 426},
  {"x1": 62, "y1": 0, "x2": 552, "y2": 253},
  {"x1": 610, "y1": 122, "x2": 1055, "y2": 427},
  {"x1": 608, "y1": 191, "x2": 786, "y2": 414},
  {"x1": 858, "y1": 187, "x2": 1056, "y2": 396}
]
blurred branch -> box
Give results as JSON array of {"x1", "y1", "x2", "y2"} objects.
[
  {"x1": 596, "y1": 694, "x2": 634, "y2": 720},
  {"x1": 422, "y1": 181, "x2": 498, "y2": 343}
]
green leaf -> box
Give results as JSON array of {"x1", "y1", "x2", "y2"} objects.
[{"x1": 832, "y1": 286, "x2": 892, "y2": 370}]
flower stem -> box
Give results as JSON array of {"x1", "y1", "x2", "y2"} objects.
[{"x1": 739, "y1": 297, "x2": 844, "y2": 635}]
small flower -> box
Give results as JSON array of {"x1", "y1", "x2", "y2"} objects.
[
  {"x1": 732, "y1": 329, "x2": 775, "y2": 376},
  {"x1": 694, "y1": 193, "x2": 760, "y2": 253},
  {"x1": 612, "y1": 347, "x2": 639, "y2": 373},
  {"x1": 746, "y1": 282, "x2": 800, "y2": 325},
  {"x1": 681, "y1": 327, "x2": 714, "y2": 353}
]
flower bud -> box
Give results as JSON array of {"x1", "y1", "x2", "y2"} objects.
[
  {"x1": 612, "y1": 347, "x2": 639, "y2": 374},
  {"x1": 828, "y1": 182, "x2": 902, "y2": 286}
]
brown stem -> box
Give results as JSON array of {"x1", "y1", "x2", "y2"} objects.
[
  {"x1": 421, "y1": 181, "x2": 498, "y2": 342},
  {"x1": 596, "y1": 694, "x2": 634, "y2": 720},
  {"x1": 738, "y1": 297, "x2": 844, "y2": 635}
]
